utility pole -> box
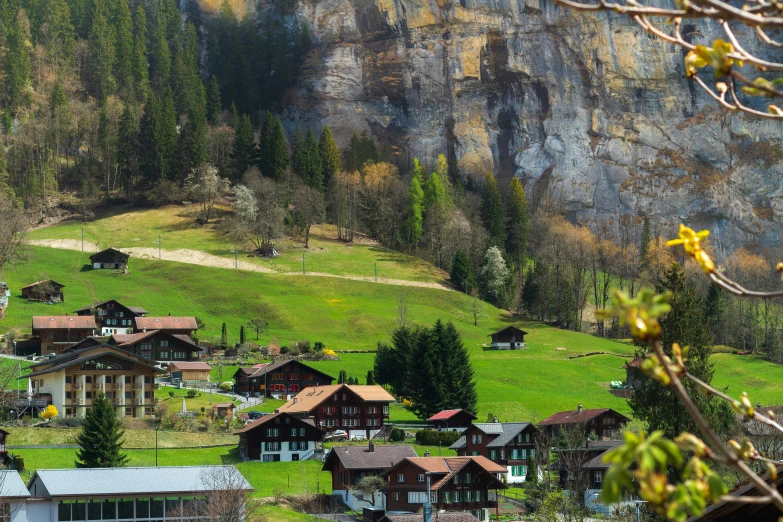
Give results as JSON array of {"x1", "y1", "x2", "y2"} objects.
[
  {"x1": 153, "y1": 235, "x2": 162, "y2": 260},
  {"x1": 231, "y1": 245, "x2": 238, "y2": 269},
  {"x1": 424, "y1": 472, "x2": 432, "y2": 522},
  {"x1": 78, "y1": 226, "x2": 85, "y2": 252}
]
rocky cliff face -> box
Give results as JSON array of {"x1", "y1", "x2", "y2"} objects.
[{"x1": 199, "y1": 0, "x2": 783, "y2": 252}]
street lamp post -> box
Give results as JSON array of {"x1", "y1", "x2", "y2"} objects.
[
  {"x1": 634, "y1": 500, "x2": 648, "y2": 522},
  {"x1": 152, "y1": 415, "x2": 159, "y2": 466}
]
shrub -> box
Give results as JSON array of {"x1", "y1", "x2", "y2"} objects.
[
  {"x1": 219, "y1": 381, "x2": 233, "y2": 392},
  {"x1": 389, "y1": 428, "x2": 406, "y2": 442},
  {"x1": 415, "y1": 430, "x2": 461, "y2": 446},
  {"x1": 168, "y1": 391, "x2": 175, "y2": 398},
  {"x1": 280, "y1": 346, "x2": 289, "y2": 355},
  {"x1": 187, "y1": 389, "x2": 197, "y2": 398}
]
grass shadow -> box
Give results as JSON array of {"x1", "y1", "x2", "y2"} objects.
[{"x1": 79, "y1": 264, "x2": 93, "y2": 272}]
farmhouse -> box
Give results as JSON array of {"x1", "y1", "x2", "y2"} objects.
[
  {"x1": 236, "y1": 411, "x2": 325, "y2": 462},
  {"x1": 21, "y1": 280, "x2": 65, "y2": 303},
  {"x1": 89, "y1": 248, "x2": 129, "y2": 270},
  {"x1": 381, "y1": 456, "x2": 507, "y2": 522},
  {"x1": 277, "y1": 383, "x2": 395, "y2": 439},
  {"x1": 427, "y1": 409, "x2": 477, "y2": 431},
  {"x1": 32, "y1": 316, "x2": 97, "y2": 354},
  {"x1": 486, "y1": 326, "x2": 527, "y2": 350},
  {"x1": 450, "y1": 421, "x2": 538, "y2": 484},
  {"x1": 537, "y1": 405, "x2": 630, "y2": 439},
  {"x1": 170, "y1": 361, "x2": 211, "y2": 381},
  {"x1": 689, "y1": 463, "x2": 783, "y2": 521},
  {"x1": 74, "y1": 299, "x2": 148, "y2": 335},
  {"x1": 135, "y1": 316, "x2": 198, "y2": 335},
  {"x1": 323, "y1": 442, "x2": 417, "y2": 511},
  {"x1": 109, "y1": 330, "x2": 202, "y2": 363},
  {"x1": 10, "y1": 465, "x2": 253, "y2": 522},
  {"x1": 23, "y1": 342, "x2": 163, "y2": 418},
  {"x1": 233, "y1": 359, "x2": 335, "y2": 398},
  {"x1": 211, "y1": 402, "x2": 236, "y2": 419}
]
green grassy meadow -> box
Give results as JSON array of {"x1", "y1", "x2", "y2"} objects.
[
  {"x1": 25, "y1": 206, "x2": 446, "y2": 283},
  {"x1": 5, "y1": 246, "x2": 783, "y2": 420}
]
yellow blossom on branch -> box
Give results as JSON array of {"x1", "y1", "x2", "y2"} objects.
[{"x1": 666, "y1": 224, "x2": 715, "y2": 274}]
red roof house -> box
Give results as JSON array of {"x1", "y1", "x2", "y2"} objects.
[{"x1": 427, "y1": 409, "x2": 478, "y2": 431}]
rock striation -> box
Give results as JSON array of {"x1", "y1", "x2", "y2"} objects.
[{"x1": 197, "y1": 0, "x2": 783, "y2": 252}]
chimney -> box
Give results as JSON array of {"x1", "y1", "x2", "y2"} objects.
[
  {"x1": 577, "y1": 404, "x2": 583, "y2": 414},
  {"x1": 293, "y1": 398, "x2": 298, "y2": 404},
  {"x1": 368, "y1": 441, "x2": 375, "y2": 453},
  {"x1": 424, "y1": 450, "x2": 431, "y2": 457}
]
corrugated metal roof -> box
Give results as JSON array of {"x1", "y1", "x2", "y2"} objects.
[
  {"x1": 0, "y1": 470, "x2": 30, "y2": 498},
  {"x1": 472, "y1": 423, "x2": 504, "y2": 435},
  {"x1": 485, "y1": 422, "x2": 533, "y2": 448},
  {"x1": 427, "y1": 409, "x2": 476, "y2": 421},
  {"x1": 538, "y1": 408, "x2": 629, "y2": 426},
  {"x1": 136, "y1": 317, "x2": 198, "y2": 331},
  {"x1": 323, "y1": 445, "x2": 417, "y2": 471},
  {"x1": 30, "y1": 466, "x2": 252, "y2": 497},
  {"x1": 449, "y1": 435, "x2": 466, "y2": 450},
  {"x1": 32, "y1": 316, "x2": 97, "y2": 330}
]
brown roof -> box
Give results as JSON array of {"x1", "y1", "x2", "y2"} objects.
[
  {"x1": 32, "y1": 316, "x2": 96, "y2": 330},
  {"x1": 235, "y1": 412, "x2": 319, "y2": 434},
  {"x1": 538, "y1": 408, "x2": 629, "y2": 426},
  {"x1": 245, "y1": 359, "x2": 335, "y2": 381},
  {"x1": 383, "y1": 515, "x2": 479, "y2": 522},
  {"x1": 171, "y1": 362, "x2": 211, "y2": 371},
  {"x1": 384, "y1": 456, "x2": 507, "y2": 490},
  {"x1": 135, "y1": 317, "x2": 198, "y2": 331},
  {"x1": 323, "y1": 444, "x2": 417, "y2": 471},
  {"x1": 21, "y1": 279, "x2": 65, "y2": 290},
  {"x1": 113, "y1": 331, "x2": 157, "y2": 345},
  {"x1": 278, "y1": 384, "x2": 395, "y2": 414},
  {"x1": 212, "y1": 403, "x2": 235, "y2": 409}
]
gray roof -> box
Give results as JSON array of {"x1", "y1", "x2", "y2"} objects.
[
  {"x1": 324, "y1": 444, "x2": 417, "y2": 471},
  {"x1": 383, "y1": 514, "x2": 479, "y2": 522},
  {"x1": 29, "y1": 466, "x2": 252, "y2": 497},
  {"x1": 0, "y1": 470, "x2": 30, "y2": 498},
  {"x1": 449, "y1": 435, "x2": 466, "y2": 450},
  {"x1": 485, "y1": 422, "x2": 533, "y2": 448},
  {"x1": 472, "y1": 423, "x2": 504, "y2": 435}
]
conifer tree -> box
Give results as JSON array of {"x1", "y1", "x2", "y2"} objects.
[
  {"x1": 159, "y1": 88, "x2": 179, "y2": 178},
  {"x1": 303, "y1": 128, "x2": 323, "y2": 190},
  {"x1": 117, "y1": 104, "x2": 137, "y2": 194},
  {"x1": 42, "y1": 0, "x2": 74, "y2": 72},
  {"x1": 258, "y1": 112, "x2": 288, "y2": 181},
  {"x1": 450, "y1": 251, "x2": 475, "y2": 293},
  {"x1": 423, "y1": 172, "x2": 447, "y2": 212},
  {"x1": 137, "y1": 94, "x2": 161, "y2": 184},
  {"x1": 505, "y1": 177, "x2": 529, "y2": 271},
  {"x1": 240, "y1": 325, "x2": 245, "y2": 345},
  {"x1": 290, "y1": 127, "x2": 305, "y2": 178},
  {"x1": 75, "y1": 392, "x2": 129, "y2": 468},
  {"x1": 232, "y1": 114, "x2": 255, "y2": 179},
  {"x1": 405, "y1": 175, "x2": 424, "y2": 250},
  {"x1": 5, "y1": 10, "x2": 32, "y2": 109},
  {"x1": 131, "y1": 3, "x2": 150, "y2": 100},
  {"x1": 481, "y1": 172, "x2": 505, "y2": 247},
  {"x1": 411, "y1": 158, "x2": 426, "y2": 184},
  {"x1": 206, "y1": 75, "x2": 222, "y2": 124},
  {"x1": 318, "y1": 125, "x2": 340, "y2": 188},
  {"x1": 148, "y1": 0, "x2": 171, "y2": 88},
  {"x1": 87, "y1": 0, "x2": 116, "y2": 100},
  {"x1": 112, "y1": 0, "x2": 133, "y2": 93},
  {"x1": 366, "y1": 370, "x2": 375, "y2": 385},
  {"x1": 221, "y1": 322, "x2": 228, "y2": 349}
]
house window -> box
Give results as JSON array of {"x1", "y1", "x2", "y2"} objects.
[
  {"x1": 159, "y1": 351, "x2": 169, "y2": 359},
  {"x1": 383, "y1": 405, "x2": 389, "y2": 415},
  {"x1": 342, "y1": 394, "x2": 347, "y2": 401},
  {"x1": 417, "y1": 474, "x2": 425, "y2": 482},
  {"x1": 86, "y1": 392, "x2": 92, "y2": 399},
  {"x1": 85, "y1": 377, "x2": 92, "y2": 384},
  {"x1": 407, "y1": 492, "x2": 429, "y2": 504},
  {"x1": 471, "y1": 451, "x2": 479, "y2": 456},
  {"x1": 105, "y1": 376, "x2": 112, "y2": 384},
  {"x1": 463, "y1": 473, "x2": 472, "y2": 484},
  {"x1": 300, "y1": 428, "x2": 306, "y2": 436},
  {"x1": 474, "y1": 490, "x2": 482, "y2": 502},
  {"x1": 510, "y1": 449, "x2": 517, "y2": 460},
  {"x1": 594, "y1": 471, "x2": 603, "y2": 483},
  {"x1": 489, "y1": 450, "x2": 498, "y2": 460},
  {"x1": 265, "y1": 428, "x2": 279, "y2": 437},
  {"x1": 290, "y1": 384, "x2": 300, "y2": 392},
  {"x1": 441, "y1": 491, "x2": 450, "y2": 503},
  {"x1": 397, "y1": 474, "x2": 404, "y2": 483},
  {"x1": 265, "y1": 442, "x2": 281, "y2": 452},
  {"x1": 289, "y1": 374, "x2": 299, "y2": 380},
  {"x1": 66, "y1": 392, "x2": 72, "y2": 399},
  {"x1": 520, "y1": 449, "x2": 527, "y2": 459},
  {"x1": 140, "y1": 342, "x2": 153, "y2": 350},
  {"x1": 290, "y1": 428, "x2": 298, "y2": 437},
  {"x1": 173, "y1": 351, "x2": 187, "y2": 359},
  {"x1": 530, "y1": 449, "x2": 536, "y2": 459},
  {"x1": 66, "y1": 376, "x2": 72, "y2": 384},
  {"x1": 159, "y1": 340, "x2": 169, "y2": 347},
  {"x1": 451, "y1": 491, "x2": 458, "y2": 502}
]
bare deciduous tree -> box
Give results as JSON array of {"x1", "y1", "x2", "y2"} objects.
[{"x1": 0, "y1": 194, "x2": 26, "y2": 274}]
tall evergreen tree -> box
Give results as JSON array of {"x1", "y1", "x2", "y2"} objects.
[
  {"x1": 411, "y1": 158, "x2": 426, "y2": 183},
  {"x1": 117, "y1": 103, "x2": 137, "y2": 194},
  {"x1": 232, "y1": 114, "x2": 255, "y2": 179},
  {"x1": 481, "y1": 172, "x2": 505, "y2": 247},
  {"x1": 131, "y1": 3, "x2": 150, "y2": 100},
  {"x1": 441, "y1": 321, "x2": 477, "y2": 413},
  {"x1": 4, "y1": 9, "x2": 32, "y2": 109},
  {"x1": 42, "y1": 0, "x2": 74, "y2": 72},
  {"x1": 159, "y1": 88, "x2": 178, "y2": 178},
  {"x1": 451, "y1": 250, "x2": 475, "y2": 293},
  {"x1": 206, "y1": 75, "x2": 221, "y2": 124},
  {"x1": 148, "y1": 0, "x2": 171, "y2": 88},
  {"x1": 505, "y1": 177, "x2": 529, "y2": 271},
  {"x1": 318, "y1": 125, "x2": 340, "y2": 188},
  {"x1": 87, "y1": 0, "x2": 116, "y2": 100},
  {"x1": 75, "y1": 392, "x2": 130, "y2": 468},
  {"x1": 112, "y1": 0, "x2": 133, "y2": 93},
  {"x1": 220, "y1": 322, "x2": 228, "y2": 349},
  {"x1": 374, "y1": 327, "x2": 415, "y2": 397},
  {"x1": 302, "y1": 128, "x2": 323, "y2": 190},
  {"x1": 258, "y1": 112, "x2": 288, "y2": 181},
  {"x1": 423, "y1": 171, "x2": 447, "y2": 212},
  {"x1": 405, "y1": 175, "x2": 424, "y2": 250}
]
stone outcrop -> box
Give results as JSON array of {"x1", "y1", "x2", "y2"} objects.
[{"x1": 196, "y1": 0, "x2": 783, "y2": 252}]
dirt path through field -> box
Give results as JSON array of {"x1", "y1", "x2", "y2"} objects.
[{"x1": 27, "y1": 239, "x2": 453, "y2": 291}]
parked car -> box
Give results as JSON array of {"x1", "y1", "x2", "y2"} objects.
[
  {"x1": 324, "y1": 430, "x2": 348, "y2": 442},
  {"x1": 247, "y1": 411, "x2": 268, "y2": 420}
]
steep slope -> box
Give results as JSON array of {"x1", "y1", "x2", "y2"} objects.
[{"x1": 194, "y1": 0, "x2": 783, "y2": 252}]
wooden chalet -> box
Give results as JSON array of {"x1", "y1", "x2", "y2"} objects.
[
  {"x1": 90, "y1": 248, "x2": 129, "y2": 270},
  {"x1": 21, "y1": 279, "x2": 65, "y2": 303},
  {"x1": 33, "y1": 316, "x2": 97, "y2": 354},
  {"x1": 277, "y1": 383, "x2": 395, "y2": 439},
  {"x1": 170, "y1": 361, "x2": 211, "y2": 381},
  {"x1": 23, "y1": 342, "x2": 164, "y2": 418},
  {"x1": 74, "y1": 299, "x2": 148, "y2": 335},
  {"x1": 236, "y1": 411, "x2": 325, "y2": 462},
  {"x1": 688, "y1": 464, "x2": 783, "y2": 521},
  {"x1": 233, "y1": 360, "x2": 335, "y2": 398},
  {"x1": 537, "y1": 405, "x2": 629, "y2": 439},
  {"x1": 135, "y1": 316, "x2": 198, "y2": 335},
  {"x1": 323, "y1": 442, "x2": 417, "y2": 511},
  {"x1": 486, "y1": 326, "x2": 527, "y2": 350},
  {"x1": 427, "y1": 409, "x2": 478, "y2": 431},
  {"x1": 381, "y1": 456, "x2": 507, "y2": 522},
  {"x1": 109, "y1": 330, "x2": 202, "y2": 362},
  {"x1": 450, "y1": 421, "x2": 538, "y2": 484}
]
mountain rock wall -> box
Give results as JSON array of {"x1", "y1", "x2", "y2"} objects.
[{"x1": 198, "y1": 0, "x2": 783, "y2": 253}]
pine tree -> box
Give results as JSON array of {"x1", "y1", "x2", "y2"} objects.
[
  {"x1": 505, "y1": 177, "x2": 529, "y2": 271},
  {"x1": 373, "y1": 327, "x2": 415, "y2": 397},
  {"x1": 258, "y1": 112, "x2": 288, "y2": 181},
  {"x1": 112, "y1": 0, "x2": 133, "y2": 93},
  {"x1": 318, "y1": 125, "x2": 340, "y2": 188},
  {"x1": 75, "y1": 392, "x2": 130, "y2": 468},
  {"x1": 206, "y1": 75, "x2": 221, "y2": 124},
  {"x1": 232, "y1": 114, "x2": 255, "y2": 179},
  {"x1": 148, "y1": 0, "x2": 171, "y2": 88},
  {"x1": 4, "y1": 10, "x2": 31, "y2": 109},
  {"x1": 49, "y1": 81, "x2": 68, "y2": 117},
  {"x1": 87, "y1": 0, "x2": 116, "y2": 100},
  {"x1": 159, "y1": 88, "x2": 179, "y2": 178},
  {"x1": 481, "y1": 172, "x2": 505, "y2": 247},
  {"x1": 451, "y1": 251, "x2": 475, "y2": 293},
  {"x1": 131, "y1": 3, "x2": 149, "y2": 101},
  {"x1": 117, "y1": 104, "x2": 137, "y2": 194},
  {"x1": 303, "y1": 128, "x2": 323, "y2": 190},
  {"x1": 366, "y1": 370, "x2": 375, "y2": 385},
  {"x1": 240, "y1": 325, "x2": 245, "y2": 345},
  {"x1": 220, "y1": 322, "x2": 228, "y2": 349},
  {"x1": 404, "y1": 175, "x2": 424, "y2": 250},
  {"x1": 137, "y1": 94, "x2": 161, "y2": 184},
  {"x1": 42, "y1": 0, "x2": 74, "y2": 72},
  {"x1": 407, "y1": 326, "x2": 444, "y2": 419},
  {"x1": 441, "y1": 321, "x2": 477, "y2": 413},
  {"x1": 338, "y1": 370, "x2": 347, "y2": 384}
]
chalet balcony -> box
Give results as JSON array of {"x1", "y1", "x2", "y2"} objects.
[
  {"x1": 132, "y1": 384, "x2": 143, "y2": 390},
  {"x1": 113, "y1": 383, "x2": 123, "y2": 390},
  {"x1": 15, "y1": 398, "x2": 49, "y2": 409},
  {"x1": 94, "y1": 383, "x2": 104, "y2": 391},
  {"x1": 73, "y1": 383, "x2": 83, "y2": 390}
]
